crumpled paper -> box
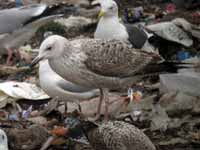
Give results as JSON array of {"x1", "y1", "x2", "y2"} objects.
[{"x1": 0, "y1": 81, "x2": 50, "y2": 108}]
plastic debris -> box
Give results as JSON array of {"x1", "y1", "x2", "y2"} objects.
[
  {"x1": 128, "y1": 88, "x2": 143, "y2": 102},
  {"x1": 0, "y1": 81, "x2": 50, "y2": 100},
  {"x1": 166, "y1": 3, "x2": 176, "y2": 14},
  {"x1": 160, "y1": 72, "x2": 200, "y2": 96},
  {"x1": 124, "y1": 7, "x2": 144, "y2": 23},
  {"x1": 15, "y1": 0, "x2": 22, "y2": 7},
  {"x1": 8, "y1": 113, "x2": 19, "y2": 121},
  {"x1": 176, "y1": 51, "x2": 190, "y2": 61},
  {"x1": 22, "y1": 105, "x2": 33, "y2": 119}
]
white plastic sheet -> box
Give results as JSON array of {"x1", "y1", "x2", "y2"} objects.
[{"x1": 0, "y1": 81, "x2": 49, "y2": 100}]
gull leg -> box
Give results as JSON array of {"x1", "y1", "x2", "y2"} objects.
[
  {"x1": 6, "y1": 48, "x2": 13, "y2": 65},
  {"x1": 103, "y1": 88, "x2": 109, "y2": 122},
  {"x1": 64, "y1": 101, "x2": 68, "y2": 114},
  {"x1": 89, "y1": 88, "x2": 103, "y2": 121},
  {"x1": 15, "y1": 49, "x2": 21, "y2": 61},
  {"x1": 94, "y1": 88, "x2": 104, "y2": 120},
  {"x1": 75, "y1": 100, "x2": 82, "y2": 113}
]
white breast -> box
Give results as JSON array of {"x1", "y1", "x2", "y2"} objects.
[{"x1": 95, "y1": 16, "x2": 128, "y2": 41}]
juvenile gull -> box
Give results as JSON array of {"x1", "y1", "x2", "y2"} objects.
[
  {"x1": 69, "y1": 120, "x2": 156, "y2": 150},
  {"x1": 0, "y1": 4, "x2": 59, "y2": 65},
  {"x1": 31, "y1": 35, "x2": 188, "y2": 120},
  {"x1": 93, "y1": 0, "x2": 154, "y2": 52},
  {"x1": 39, "y1": 60, "x2": 100, "y2": 110}
]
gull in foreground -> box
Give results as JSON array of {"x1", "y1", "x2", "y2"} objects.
[
  {"x1": 39, "y1": 60, "x2": 100, "y2": 111},
  {"x1": 31, "y1": 35, "x2": 189, "y2": 120},
  {"x1": 68, "y1": 120, "x2": 156, "y2": 150}
]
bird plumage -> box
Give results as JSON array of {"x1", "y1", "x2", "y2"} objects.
[
  {"x1": 39, "y1": 60, "x2": 100, "y2": 102},
  {"x1": 35, "y1": 35, "x2": 187, "y2": 89},
  {"x1": 77, "y1": 121, "x2": 156, "y2": 150},
  {"x1": 32, "y1": 35, "x2": 191, "y2": 120}
]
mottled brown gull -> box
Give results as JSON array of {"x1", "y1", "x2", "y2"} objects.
[
  {"x1": 69, "y1": 120, "x2": 156, "y2": 150},
  {"x1": 31, "y1": 35, "x2": 188, "y2": 120},
  {"x1": 39, "y1": 60, "x2": 100, "y2": 110}
]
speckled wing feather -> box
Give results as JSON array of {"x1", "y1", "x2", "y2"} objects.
[
  {"x1": 87, "y1": 121, "x2": 156, "y2": 150},
  {"x1": 83, "y1": 39, "x2": 160, "y2": 78}
]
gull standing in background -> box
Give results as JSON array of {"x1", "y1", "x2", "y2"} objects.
[
  {"x1": 0, "y1": 4, "x2": 61, "y2": 65},
  {"x1": 93, "y1": 0, "x2": 155, "y2": 52}
]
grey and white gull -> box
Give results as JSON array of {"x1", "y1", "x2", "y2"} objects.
[
  {"x1": 0, "y1": 4, "x2": 61, "y2": 65},
  {"x1": 93, "y1": 0, "x2": 154, "y2": 52},
  {"x1": 31, "y1": 35, "x2": 189, "y2": 120},
  {"x1": 39, "y1": 60, "x2": 100, "y2": 111}
]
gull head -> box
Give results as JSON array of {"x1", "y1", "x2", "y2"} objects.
[
  {"x1": 95, "y1": 0, "x2": 118, "y2": 18},
  {"x1": 0, "y1": 129, "x2": 8, "y2": 150},
  {"x1": 31, "y1": 35, "x2": 67, "y2": 67}
]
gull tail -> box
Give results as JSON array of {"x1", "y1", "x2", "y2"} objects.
[
  {"x1": 7, "y1": 15, "x2": 63, "y2": 42},
  {"x1": 145, "y1": 61, "x2": 194, "y2": 74}
]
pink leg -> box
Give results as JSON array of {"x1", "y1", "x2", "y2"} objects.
[
  {"x1": 88, "y1": 88, "x2": 103, "y2": 121},
  {"x1": 6, "y1": 48, "x2": 13, "y2": 65},
  {"x1": 96, "y1": 88, "x2": 103, "y2": 116},
  {"x1": 103, "y1": 88, "x2": 109, "y2": 122},
  {"x1": 15, "y1": 49, "x2": 21, "y2": 61}
]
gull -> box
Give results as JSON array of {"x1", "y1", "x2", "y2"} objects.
[
  {"x1": 0, "y1": 129, "x2": 8, "y2": 150},
  {"x1": 0, "y1": 4, "x2": 61, "y2": 65},
  {"x1": 93, "y1": 0, "x2": 155, "y2": 52},
  {"x1": 68, "y1": 120, "x2": 156, "y2": 150},
  {"x1": 39, "y1": 60, "x2": 100, "y2": 111},
  {"x1": 31, "y1": 35, "x2": 189, "y2": 120}
]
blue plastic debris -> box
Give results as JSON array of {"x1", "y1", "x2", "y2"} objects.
[
  {"x1": 124, "y1": 7, "x2": 143, "y2": 23},
  {"x1": 177, "y1": 51, "x2": 190, "y2": 61},
  {"x1": 22, "y1": 105, "x2": 33, "y2": 119},
  {"x1": 15, "y1": 0, "x2": 22, "y2": 7},
  {"x1": 8, "y1": 114, "x2": 18, "y2": 121}
]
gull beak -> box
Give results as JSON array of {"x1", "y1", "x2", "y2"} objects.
[
  {"x1": 98, "y1": 10, "x2": 105, "y2": 19},
  {"x1": 30, "y1": 56, "x2": 43, "y2": 67}
]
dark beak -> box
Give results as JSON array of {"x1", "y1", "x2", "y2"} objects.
[{"x1": 30, "y1": 56, "x2": 43, "y2": 68}]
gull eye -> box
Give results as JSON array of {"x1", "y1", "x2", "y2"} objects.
[{"x1": 46, "y1": 47, "x2": 51, "y2": 51}]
